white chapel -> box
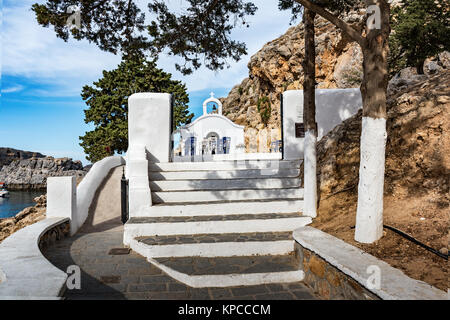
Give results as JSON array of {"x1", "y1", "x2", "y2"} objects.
[{"x1": 173, "y1": 93, "x2": 245, "y2": 160}]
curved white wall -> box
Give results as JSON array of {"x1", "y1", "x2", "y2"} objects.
[{"x1": 74, "y1": 156, "x2": 126, "y2": 235}]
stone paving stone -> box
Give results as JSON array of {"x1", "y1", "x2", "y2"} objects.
[
  {"x1": 128, "y1": 267, "x2": 163, "y2": 276},
  {"x1": 140, "y1": 275, "x2": 176, "y2": 284},
  {"x1": 266, "y1": 283, "x2": 286, "y2": 292},
  {"x1": 149, "y1": 292, "x2": 190, "y2": 300},
  {"x1": 128, "y1": 283, "x2": 167, "y2": 293},
  {"x1": 129, "y1": 212, "x2": 301, "y2": 224},
  {"x1": 254, "y1": 292, "x2": 295, "y2": 300},
  {"x1": 231, "y1": 285, "x2": 270, "y2": 297},
  {"x1": 227, "y1": 295, "x2": 256, "y2": 300},
  {"x1": 120, "y1": 275, "x2": 140, "y2": 284},
  {"x1": 286, "y1": 283, "x2": 309, "y2": 291},
  {"x1": 168, "y1": 282, "x2": 189, "y2": 292},
  {"x1": 124, "y1": 292, "x2": 150, "y2": 300},
  {"x1": 209, "y1": 288, "x2": 234, "y2": 299},
  {"x1": 291, "y1": 290, "x2": 317, "y2": 300},
  {"x1": 185, "y1": 288, "x2": 211, "y2": 300},
  {"x1": 68, "y1": 293, "x2": 126, "y2": 300},
  {"x1": 155, "y1": 255, "x2": 299, "y2": 276}
]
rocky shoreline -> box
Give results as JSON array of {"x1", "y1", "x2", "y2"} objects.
[
  {"x1": 0, "y1": 195, "x2": 47, "y2": 243},
  {"x1": 0, "y1": 156, "x2": 87, "y2": 190}
]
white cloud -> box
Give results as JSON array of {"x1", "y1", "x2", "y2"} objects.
[
  {"x1": 2, "y1": 0, "x2": 295, "y2": 96},
  {"x1": 1, "y1": 85, "x2": 24, "y2": 93},
  {"x1": 2, "y1": 1, "x2": 121, "y2": 96}
]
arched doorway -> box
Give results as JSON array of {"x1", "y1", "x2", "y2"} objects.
[{"x1": 203, "y1": 131, "x2": 220, "y2": 155}]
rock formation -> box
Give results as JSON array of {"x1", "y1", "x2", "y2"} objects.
[
  {"x1": 0, "y1": 157, "x2": 87, "y2": 190},
  {"x1": 0, "y1": 148, "x2": 45, "y2": 169},
  {"x1": 315, "y1": 55, "x2": 449, "y2": 198},
  {"x1": 220, "y1": 9, "x2": 366, "y2": 151}
]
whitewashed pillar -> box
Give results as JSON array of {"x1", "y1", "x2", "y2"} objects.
[
  {"x1": 304, "y1": 130, "x2": 317, "y2": 217},
  {"x1": 128, "y1": 93, "x2": 171, "y2": 216},
  {"x1": 128, "y1": 93, "x2": 172, "y2": 163},
  {"x1": 355, "y1": 117, "x2": 387, "y2": 243},
  {"x1": 46, "y1": 176, "x2": 76, "y2": 233}
]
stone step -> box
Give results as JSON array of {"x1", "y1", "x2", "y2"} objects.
[
  {"x1": 151, "y1": 188, "x2": 304, "y2": 204},
  {"x1": 149, "y1": 177, "x2": 301, "y2": 192},
  {"x1": 149, "y1": 168, "x2": 300, "y2": 181},
  {"x1": 149, "y1": 160, "x2": 300, "y2": 172},
  {"x1": 147, "y1": 254, "x2": 304, "y2": 288},
  {"x1": 140, "y1": 199, "x2": 305, "y2": 217},
  {"x1": 123, "y1": 213, "x2": 312, "y2": 244},
  {"x1": 130, "y1": 232, "x2": 294, "y2": 258}
]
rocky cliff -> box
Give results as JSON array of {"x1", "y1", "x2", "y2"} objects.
[
  {"x1": 0, "y1": 148, "x2": 46, "y2": 169},
  {"x1": 0, "y1": 157, "x2": 87, "y2": 190},
  {"x1": 220, "y1": 9, "x2": 366, "y2": 152}
]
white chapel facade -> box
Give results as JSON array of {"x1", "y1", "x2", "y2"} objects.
[{"x1": 174, "y1": 93, "x2": 245, "y2": 159}]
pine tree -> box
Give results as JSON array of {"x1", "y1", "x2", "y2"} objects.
[
  {"x1": 389, "y1": 0, "x2": 450, "y2": 75},
  {"x1": 79, "y1": 57, "x2": 193, "y2": 162}
]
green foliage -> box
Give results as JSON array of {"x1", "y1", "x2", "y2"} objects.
[
  {"x1": 32, "y1": 0, "x2": 257, "y2": 75},
  {"x1": 389, "y1": 0, "x2": 450, "y2": 75},
  {"x1": 257, "y1": 96, "x2": 272, "y2": 126},
  {"x1": 32, "y1": 1, "x2": 149, "y2": 57},
  {"x1": 32, "y1": 1, "x2": 362, "y2": 75},
  {"x1": 238, "y1": 87, "x2": 244, "y2": 95},
  {"x1": 80, "y1": 57, "x2": 193, "y2": 163},
  {"x1": 278, "y1": 0, "x2": 359, "y2": 23}
]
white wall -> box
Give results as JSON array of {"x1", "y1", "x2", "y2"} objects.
[
  {"x1": 46, "y1": 176, "x2": 77, "y2": 233},
  {"x1": 283, "y1": 88, "x2": 362, "y2": 160},
  {"x1": 128, "y1": 93, "x2": 172, "y2": 163},
  {"x1": 283, "y1": 91, "x2": 304, "y2": 161}
]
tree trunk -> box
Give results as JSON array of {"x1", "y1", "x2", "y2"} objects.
[
  {"x1": 303, "y1": 9, "x2": 318, "y2": 218},
  {"x1": 355, "y1": 1, "x2": 390, "y2": 243}
]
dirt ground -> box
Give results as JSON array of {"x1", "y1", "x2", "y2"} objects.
[{"x1": 312, "y1": 191, "x2": 448, "y2": 291}]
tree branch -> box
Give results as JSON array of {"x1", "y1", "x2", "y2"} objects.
[{"x1": 293, "y1": 0, "x2": 365, "y2": 47}]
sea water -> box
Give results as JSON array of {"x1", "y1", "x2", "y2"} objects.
[{"x1": 0, "y1": 190, "x2": 44, "y2": 219}]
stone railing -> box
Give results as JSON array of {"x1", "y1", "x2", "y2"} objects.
[
  {"x1": 0, "y1": 218, "x2": 70, "y2": 299},
  {"x1": 293, "y1": 227, "x2": 447, "y2": 300}
]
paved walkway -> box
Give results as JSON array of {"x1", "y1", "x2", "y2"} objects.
[{"x1": 41, "y1": 166, "x2": 318, "y2": 300}]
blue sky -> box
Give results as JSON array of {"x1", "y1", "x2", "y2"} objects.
[{"x1": 1, "y1": 0, "x2": 294, "y2": 164}]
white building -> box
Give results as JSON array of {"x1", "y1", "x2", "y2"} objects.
[{"x1": 173, "y1": 93, "x2": 245, "y2": 160}]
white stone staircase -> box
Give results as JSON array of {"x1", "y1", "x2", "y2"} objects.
[{"x1": 124, "y1": 159, "x2": 311, "y2": 287}]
